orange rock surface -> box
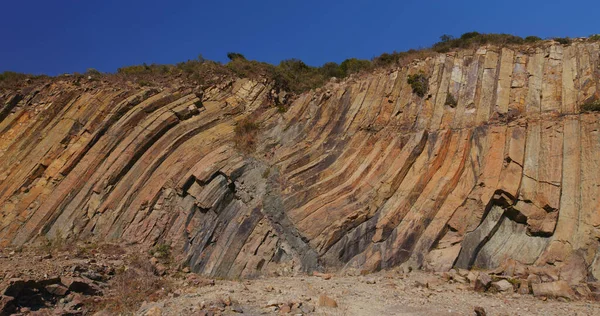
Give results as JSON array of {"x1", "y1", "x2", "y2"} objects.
[{"x1": 1, "y1": 42, "x2": 600, "y2": 281}]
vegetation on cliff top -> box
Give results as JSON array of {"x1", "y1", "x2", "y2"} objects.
[{"x1": 2, "y1": 33, "x2": 599, "y2": 93}]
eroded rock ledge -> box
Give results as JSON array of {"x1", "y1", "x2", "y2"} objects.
[{"x1": 1, "y1": 43, "x2": 600, "y2": 289}]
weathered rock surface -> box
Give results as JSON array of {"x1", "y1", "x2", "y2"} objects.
[{"x1": 2, "y1": 42, "x2": 600, "y2": 283}]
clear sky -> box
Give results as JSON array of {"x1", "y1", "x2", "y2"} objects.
[{"x1": 1, "y1": 0, "x2": 598, "y2": 75}]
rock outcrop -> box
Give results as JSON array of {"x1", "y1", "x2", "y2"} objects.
[{"x1": 1, "y1": 42, "x2": 600, "y2": 284}]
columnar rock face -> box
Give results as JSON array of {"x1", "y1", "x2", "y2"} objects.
[{"x1": 1, "y1": 42, "x2": 600, "y2": 282}]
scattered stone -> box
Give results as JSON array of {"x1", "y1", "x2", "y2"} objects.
[
  {"x1": 313, "y1": 272, "x2": 332, "y2": 280},
  {"x1": 60, "y1": 276, "x2": 102, "y2": 295},
  {"x1": 491, "y1": 280, "x2": 513, "y2": 292},
  {"x1": 532, "y1": 281, "x2": 575, "y2": 300},
  {"x1": 266, "y1": 299, "x2": 279, "y2": 307},
  {"x1": 45, "y1": 284, "x2": 69, "y2": 296},
  {"x1": 318, "y1": 294, "x2": 337, "y2": 308},
  {"x1": 300, "y1": 304, "x2": 315, "y2": 314},
  {"x1": 279, "y1": 304, "x2": 291, "y2": 313},
  {"x1": 474, "y1": 306, "x2": 486, "y2": 316},
  {"x1": 467, "y1": 271, "x2": 479, "y2": 285},
  {"x1": 474, "y1": 273, "x2": 492, "y2": 292},
  {"x1": 517, "y1": 279, "x2": 530, "y2": 295},
  {"x1": 230, "y1": 305, "x2": 244, "y2": 313}
]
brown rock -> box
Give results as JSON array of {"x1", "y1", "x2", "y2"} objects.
[
  {"x1": 45, "y1": 284, "x2": 69, "y2": 296},
  {"x1": 313, "y1": 271, "x2": 332, "y2": 280},
  {"x1": 279, "y1": 304, "x2": 291, "y2": 313},
  {"x1": 532, "y1": 281, "x2": 575, "y2": 299},
  {"x1": 491, "y1": 279, "x2": 513, "y2": 292},
  {"x1": 517, "y1": 279, "x2": 530, "y2": 295},
  {"x1": 2, "y1": 278, "x2": 26, "y2": 297},
  {"x1": 474, "y1": 273, "x2": 492, "y2": 292},
  {"x1": 474, "y1": 306, "x2": 487, "y2": 316},
  {"x1": 0, "y1": 295, "x2": 15, "y2": 314},
  {"x1": 318, "y1": 294, "x2": 337, "y2": 308},
  {"x1": 60, "y1": 277, "x2": 102, "y2": 295}
]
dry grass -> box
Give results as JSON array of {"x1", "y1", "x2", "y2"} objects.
[
  {"x1": 93, "y1": 254, "x2": 172, "y2": 315},
  {"x1": 234, "y1": 118, "x2": 260, "y2": 152}
]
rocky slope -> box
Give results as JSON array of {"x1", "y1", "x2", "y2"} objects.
[{"x1": 1, "y1": 41, "x2": 600, "y2": 288}]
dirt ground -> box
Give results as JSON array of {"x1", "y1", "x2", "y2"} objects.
[
  {"x1": 2, "y1": 244, "x2": 600, "y2": 316},
  {"x1": 137, "y1": 270, "x2": 600, "y2": 316}
]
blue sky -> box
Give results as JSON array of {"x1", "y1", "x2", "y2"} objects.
[{"x1": 1, "y1": 0, "x2": 598, "y2": 75}]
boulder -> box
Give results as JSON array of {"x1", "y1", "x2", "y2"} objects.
[
  {"x1": 532, "y1": 281, "x2": 575, "y2": 299},
  {"x1": 45, "y1": 284, "x2": 69, "y2": 296},
  {"x1": 60, "y1": 277, "x2": 102, "y2": 296},
  {"x1": 517, "y1": 279, "x2": 530, "y2": 295},
  {"x1": 2, "y1": 278, "x2": 26, "y2": 297},
  {"x1": 474, "y1": 306, "x2": 486, "y2": 316},
  {"x1": 474, "y1": 273, "x2": 492, "y2": 292},
  {"x1": 491, "y1": 279, "x2": 513, "y2": 292},
  {"x1": 0, "y1": 295, "x2": 15, "y2": 315}
]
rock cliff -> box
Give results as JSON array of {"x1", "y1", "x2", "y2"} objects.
[{"x1": 1, "y1": 42, "x2": 600, "y2": 284}]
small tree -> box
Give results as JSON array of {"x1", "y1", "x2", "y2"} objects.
[
  {"x1": 227, "y1": 52, "x2": 246, "y2": 61},
  {"x1": 440, "y1": 34, "x2": 454, "y2": 43}
]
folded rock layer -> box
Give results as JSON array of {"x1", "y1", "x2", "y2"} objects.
[{"x1": 1, "y1": 42, "x2": 600, "y2": 282}]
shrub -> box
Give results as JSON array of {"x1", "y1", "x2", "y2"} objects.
[
  {"x1": 581, "y1": 100, "x2": 600, "y2": 112},
  {"x1": 340, "y1": 58, "x2": 372, "y2": 76},
  {"x1": 227, "y1": 52, "x2": 246, "y2": 61},
  {"x1": 439, "y1": 34, "x2": 454, "y2": 42},
  {"x1": 460, "y1": 32, "x2": 481, "y2": 40},
  {"x1": 589, "y1": 34, "x2": 600, "y2": 41},
  {"x1": 407, "y1": 72, "x2": 428, "y2": 98},
  {"x1": 432, "y1": 32, "x2": 526, "y2": 53},
  {"x1": 320, "y1": 62, "x2": 345, "y2": 78},
  {"x1": 553, "y1": 37, "x2": 571, "y2": 45},
  {"x1": 86, "y1": 68, "x2": 102, "y2": 76},
  {"x1": 372, "y1": 52, "x2": 399, "y2": 67},
  {"x1": 0, "y1": 71, "x2": 29, "y2": 82},
  {"x1": 138, "y1": 80, "x2": 151, "y2": 87},
  {"x1": 524, "y1": 36, "x2": 542, "y2": 43},
  {"x1": 97, "y1": 254, "x2": 172, "y2": 314},
  {"x1": 234, "y1": 118, "x2": 260, "y2": 151},
  {"x1": 445, "y1": 93, "x2": 457, "y2": 107},
  {"x1": 149, "y1": 244, "x2": 171, "y2": 259}
]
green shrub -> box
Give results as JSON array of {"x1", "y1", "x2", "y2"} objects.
[
  {"x1": 227, "y1": 52, "x2": 246, "y2": 61},
  {"x1": 0, "y1": 71, "x2": 28, "y2": 82},
  {"x1": 439, "y1": 34, "x2": 454, "y2": 43},
  {"x1": 407, "y1": 72, "x2": 428, "y2": 98},
  {"x1": 86, "y1": 68, "x2": 102, "y2": 76},
  {"x1": 445, "y1": 93, "x2": 457, "y2": 107},
  {"x1": 581, "y1": 100, "x2": 600, "y2": 112},
  {"x1": 432, "y1": 32, "x2": 526, "y2": 53},
  {"x1": 138, "y1": 80, "x2": 150, "y2": 87},
  {"x1": 373, "y1": 52, "x2": 399, "y2": 67},
  {"x1": 460, "y1": 32, "x2": 481, "y2": 40},
  {"x1": 340, "y1": 58, "x2": 372, "y2": 76},
  {"x1": 150, "y1": 244, "x2": 171, "y2": 259},
  {"x1": 554, "y1": 37, "x2": 571, "y2": 45},
  {"x1": 589, "y1": 34, "x2": 600, "y2": 41},
  {"x1": 524, "y1": 36, "x2": 542, "y2": 43},
  {"x1": 320, "y1": 62, "x2": 345, "y2": 78}
]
